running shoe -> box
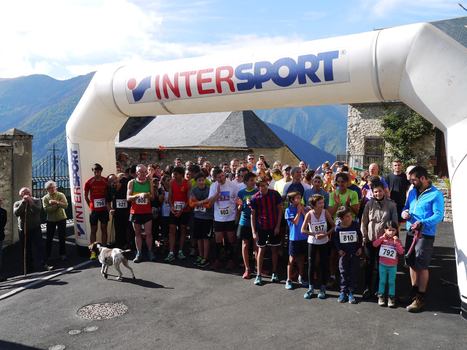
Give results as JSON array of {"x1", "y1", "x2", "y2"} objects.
[
  {"x1": 133, "y1": 253, "x2": 143, "y2": 263},
  {"x1": 177, "y1": 250, "x2": 186, "y2": 260},
  {"x1": 285, "y1": 280, "x2": 293, "y2": 290},
  {"x1": 304, "y1": 286, "x2": 314, "y2": 299},
  {"x1": 337, "y1": 292, "x2": 347, "y2": 303},
  {"x1": 242, "y1": 270, "x2": 251, "y2": 279},
  {"x1": 317, "y1": 286, "x2": 327, "y2": 299},
  {"x1": 271, "y1": 273, "x2": 279, "y2": 283},
  {"x1": 378, "y1": 295, "x2": 386, "y2": 306},
  {"x1": 254, "y1": 275, "x2": 263, "y2": 286},
  {"x1": 90, "y1": 251, "x2": 97, "y2": 260},
  {"x1": 194, "y1": 256, "x2": 203, "y2": 266},
  {"x1": 164, "y1": 252, "x2": 175, "y2": 263},
  {"x1": 198, "y1": 259, "x2": 210, "y2": 268},
  {"x1": 388, "y1": 297, "x2": 396, "y2": 308},
  {"x1": 348, "y1": 292, "x2": 357, "y2": 304}
]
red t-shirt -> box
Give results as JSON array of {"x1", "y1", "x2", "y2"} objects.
[
  {"x1": 170, "y1": 179, "x2": 190, "y2": 213},
  {"x1": 84, "y1": 176, "x2": 108, "y2": 212}
]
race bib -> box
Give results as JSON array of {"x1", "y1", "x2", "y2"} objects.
[
  {"x1": 379, "y1": 244, "x2": 397, "y2": 260},
  {"x1": 174, "y1": 201, "x2": 185, "y2": 211},
  {"x1": 116, "y1": 199, "x2": 128, "y2": 209},
  {"x1": 310, "y1": 221, "x2": 326, "y2": 234},
  {"x1": 219, "y1": 207, "x2": 230, "y2": 216},
  {"x1": 194, "y1": 206, "x2": 206, "y2": 213},
  {"x1": 136, "y1": 195, "x2": 148, "y2": 205},
  {"x1": 93, "y1": 198, "x2": 106, "y2": 208},
  {"x1": 339, "y1": 231, "x2": 357, "y2": 244}
]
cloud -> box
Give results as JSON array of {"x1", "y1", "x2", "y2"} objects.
[
  {"x1": 0, "y1": 0, "x2": 164, "y2": 79},
  {"x1": 363, "y1": 0, "x2": 459, "y2": 17},
  {"x1": 0, "y1": 0, "x2": 305, "y2": 80}
]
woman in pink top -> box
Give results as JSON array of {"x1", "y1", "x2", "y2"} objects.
[{"x1": 373, "y1": 221, "x2": 404, "y2": 308}]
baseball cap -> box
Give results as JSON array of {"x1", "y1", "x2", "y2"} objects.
[
  {"x1": 313, "y1": 174, "x2": 323, "y2": 181},
  {"x1": 282, "y1": 164, "x2": 291, "y2": 171}
]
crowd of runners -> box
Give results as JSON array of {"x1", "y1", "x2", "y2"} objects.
[{"x1": 82, "y1": 154, "x2": 444, "y2": 312}]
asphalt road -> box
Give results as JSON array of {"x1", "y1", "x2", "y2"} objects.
[{"x1": 0, "y1": 223, "x2": 465, "y2": 350}]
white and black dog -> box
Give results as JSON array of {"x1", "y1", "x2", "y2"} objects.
[{"x1": 89, "y1": 242, "x2": 136, "y2": 281}]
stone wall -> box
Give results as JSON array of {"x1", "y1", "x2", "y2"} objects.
[
  {"x1": 115, "y1": 147, "x2": 299, "y2": 171},
  {"x1": 347, "y1": 103, "x2": 436, "y2": 172},
  {"x1": 0, "y1": 130, "x2": 33, "y2": 245},
  {"x1": 0, "y1": 144, "x2": 13, "y2": 244}
]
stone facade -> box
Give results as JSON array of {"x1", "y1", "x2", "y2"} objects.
[
  {"x1": 0, "y1": 129, "x2": 33, "y2": 245},
  {"x1": 347, "y1": 103, "x2": 436, "y2": 172}
]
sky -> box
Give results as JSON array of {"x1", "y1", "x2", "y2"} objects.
[{"x1": 0, "y1": 0, "x2": 464, "y2": 79}]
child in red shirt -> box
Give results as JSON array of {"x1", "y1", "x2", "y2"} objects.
[{"x1": 373, "y1": 221, "x2": 404, "y2": 307}]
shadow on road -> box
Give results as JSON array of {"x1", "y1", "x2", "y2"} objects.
[
  {"x1": 104, "y1": 274, "x2": 172, "y2": 289},
  {"x1": 0, "y1": 340, "x2": 43, "y2": 350}
]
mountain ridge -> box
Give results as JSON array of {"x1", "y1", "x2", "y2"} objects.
[{"x1": 0, "y1": 73, "x2": 347, "y2": 165}]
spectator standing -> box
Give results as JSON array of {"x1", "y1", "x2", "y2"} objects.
[
  {"x1": 42, "y1": 181, "x2": 68, "y2": 262},
  {"x1": 14, "y1": 187, "x2": 52, "y2": 272}
]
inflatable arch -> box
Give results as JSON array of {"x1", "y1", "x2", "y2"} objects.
[{"x1": 67, "y1": 18, "x2": 467, "y2": 316}]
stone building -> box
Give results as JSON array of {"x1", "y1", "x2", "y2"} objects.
[
  {"x1": 0, "y1": 129, "x2": 33, "y2": 245},
  {"x1": 116, "y1": 110, "x2": 301, "y2": 169},
  {"x1": 346, "y1": 103, "x2": 448, "y2": 176}
]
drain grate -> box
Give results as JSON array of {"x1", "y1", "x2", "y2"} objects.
[{"x1": 77, "y1": 302, "x2": 128, "y2": 320}]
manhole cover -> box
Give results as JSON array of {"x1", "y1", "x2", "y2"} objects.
[
  {"x1": 83, "y1": 325, "x2": 99, "y2": 332},
  {"x1": 77, "y1": 302, "x2": 128, "y2": 320},
  {"x1": 49, "y1": 345, "x2": 66, "y2": 350}
]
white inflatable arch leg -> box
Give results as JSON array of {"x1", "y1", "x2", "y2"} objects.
[{"x1": 67, "y1": 18, "x2": 467, "y2": 316}]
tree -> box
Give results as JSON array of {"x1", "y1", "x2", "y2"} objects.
[{"x1": 381, "y1": 107, "x2": 434, "y2": 164}]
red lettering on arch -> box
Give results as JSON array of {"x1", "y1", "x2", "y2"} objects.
[
  {"x1": 197, "y1": 68, "x2": 215, "y2": 95},
  {"x1": 179, "y1": 71, "x2": 197, "y2": 97},
  {"x1": 162, "y1": 73, "x2": 180, "y2": 99},
  {"x1": 215, "y1": 66, "x2": 235, "y2": 93}
]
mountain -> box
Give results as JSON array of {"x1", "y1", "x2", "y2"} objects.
[
  {"x1": 0, "y1": 73, "x2": 347, "y2": 165},
  {"x1": 265, "y1": 122, "x2": 335, "y2": 167},
  {"x1": 0, "y1": 73, "x2": 94, "y2": 162},
  {"x1": 255, "y1": 105, "x2": 348, "y2": 155}
]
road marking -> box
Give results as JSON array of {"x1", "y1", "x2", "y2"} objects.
[{"x1": 0, "y1": 260, "x2": 93, "y2": 301}]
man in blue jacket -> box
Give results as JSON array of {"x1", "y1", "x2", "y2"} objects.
[{"x1": 402, "y1": 166, "x2": 444, "y2": 312}]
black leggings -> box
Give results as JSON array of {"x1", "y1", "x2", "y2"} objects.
[
  {"x1": 308, "y1": 243, "x2": 330, "y2": 287},
  {"x1": 364, "y1": 241, "x2": 379, "y2": 292}
]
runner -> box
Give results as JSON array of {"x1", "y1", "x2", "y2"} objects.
[
  {"x1": 284, "y1": 192, "x2": 308, "y2": 290},
  {"x1": 333, "y1": 208, "x2": 363, "y2": 304},
  {"x1": 208, "y1": 168, "x2": 238, "y2": 270},
  {"x1": 360, "y1": 179, "x2": 398, "y2": 299},
  {"x1": 250, "y1": 178, "x2": 283, "y2": 286},
  {"x1": 166, "y1": 166, "x2": 191, "y2": 262},
  {"x1": 303, "y1": 174, "x2": 329, "y2": 208},
  {"x1": 127, "y1": 164, "x2": 155, "y2": 263},
  {"x1": 84, "y1": 163, "x2": 109, "y2": 258},
  {"x1": 302, "y1": 194, "x2": 335, "y2": 299},
  {"x1": 372, "y1": 221, "x2": 404, "y2": 308},
  {"x1": 236, "y1": 172, "x2": 259, "y2": 279},
  {"x1": 109, "y1": 173, "x2": 130, "y2": 249},
  {"x1": 189, "y1": 173, "x2": 213, "y2": 268}
]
